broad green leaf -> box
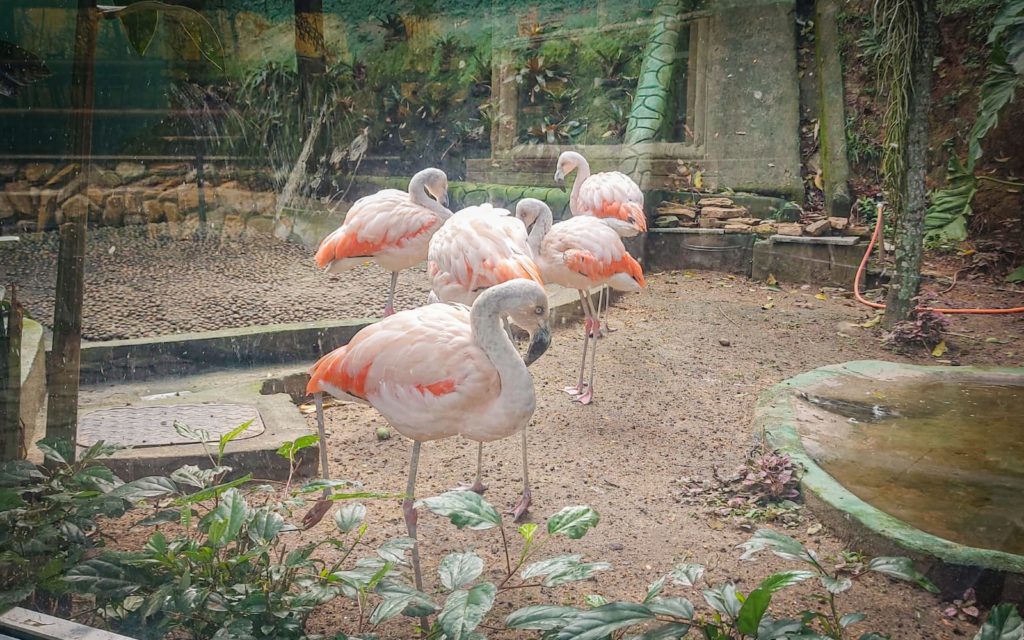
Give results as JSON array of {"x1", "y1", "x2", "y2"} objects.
[
  {"x1": 668, "y1": 563, "x2": 705, "y2": 587},
  {"x1": 170, "y1": 464, "x2": 228, "y2": 490},
  {"x1": 36, "y1": 438, "x2": 71, "y2": 464},
  {"x1": 820, "y1": 575, "x2": 853, "y2": 594},
  {"x1": 172, "y1": 420, "x2": 210, "y2": 443},
  {"x1": 98, "y1": 1, "x2": 224, "y2": 70},
  {"x1": 866, "y1": 557, "x2": 939, "y2": 593},
  {"x1": 176, "y1": 474, "x2": 251, "y2": 505},
  {"x1": 554, "y1": 602, "x2": 656, "y2": 640},
  {"x1": 73, "y1": 465, "x2": 120, "y2": 493},
  {"x1": 247, "y1": 507, "x2": 284, "y2": 545},
  {"x1": 370, "y1": 595, "x2": 416, "y2": 625},
  {"x1": 841, "y1": 612, "x2": 867, "y2": 628},
  {"x1": 0, "y1": 489, "x2": 25, "y2": 510},
  {"x1": 641, "y1": 622, "x2": 692, "y2": 639},
  {"x1": 547, "y1": 505, "x2": 600, "y2": 539},
  {"x1": 738, "y1": 529, "x2": 818, "y2": 566},
  {"x1": 737, "y1": 587, "x2": 772, "y2": 635},
  {"x1": 439, "y1": 552, "x2": 485, "y2": 591},
  {"x1": 78, "y1": 440, "x2": 124, "y2": 463},
  {"x1": 417, "y1": 491, "x2": 502, "y2": 530},
  {"x1": 217, "y1": 419, "x2": 253, "y2": 460},
  {"x1": 759, "y1": 618, "x2": 809, "y2": 637},
  {"x1": 276, "y1": 434, "x2": 319, "y2": 460},
  {"x1": 137, "y1": 509, "x2": 183, "y2": 526},
  {"x1": 973, "y1": 603, "x2": 1024, "y2": 640},
  {"x1": 65, "y1": 554, "x2": 140, "y2": 598},
  {"x1": 645, "y1": 575, "x2": 667, "y2": 602},
  {"x1": 0, "y1": 460, "x2": 42, "y2": 487},
  {"x1": 438, "y1": 582, "x2": 497, "y2": 640},
  {"x1": 506, "y1": 605, "x2": 580, "y2": 631},
  {"x1": 647, "y1": 596, "x2": 694, "y2": 620},
  {"x1": 375, "y1": 579, "x2": 436, "y2": 617},
  {"x1": 544, "y1": 561, "x2": 610, "y2": 587},
  {"x1": 702, "y1": 583, "x2": 742, "y2": 619},
  {"x1": 297, "y1": 478, "x2": 360, "y2": 494},
  {"x1": 334, "y1": 502, "x2": 366, "y2": 533},
  {"x1": 758, "y1": 570, "x2": 815, "y2": 593},
  {"x1": 968, "y1": 55, "x2": 1024, "y2": 165},
  {"x1": 376, "y1": 537, "x2": 415, "y2": 565},
  {"x1": 202, "y1": 488, "x2": 250, "y2": 545},
  {"x1": 108, "y1": 476, "x2": 177, "y2": 501},
  {"x1": 523, "y1": 554, "x2": 583, "y2": 580}
]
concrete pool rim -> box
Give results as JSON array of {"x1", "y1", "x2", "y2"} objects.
[{"x1": 754, "y1": 359, "x2": 1024, "y2": 576}]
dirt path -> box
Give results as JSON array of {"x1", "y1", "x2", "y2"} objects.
[{"x1": 289, "y1": 270, "x2": 1022, "y2": 639}]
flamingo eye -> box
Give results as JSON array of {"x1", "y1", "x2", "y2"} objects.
[{"x1": 535, "y1": 305, "x2": 544, "y2": 315}]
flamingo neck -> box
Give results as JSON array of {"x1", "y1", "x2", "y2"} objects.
[
  {"x1": 567, "y1": 153, "x2": 590, "y2": 216},
  {"x1": 526, "y1": 205, "x2": 553, "y2": 258},
  {"x1": 470, "y1": 288, "x2": 535, "y2": 422},
  {"x1": 408, "y1": 173, "x2": 453, "y2": 219}
]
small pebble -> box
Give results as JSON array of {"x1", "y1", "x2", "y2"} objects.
[{"x1": 718, "y1": 338, "x2": 731, "y2": 347}]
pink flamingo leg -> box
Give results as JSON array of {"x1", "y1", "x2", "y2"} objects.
[
  {"x1": 574, "y1": 329, "x2": 598, "y2": 405},
  {"x1": 563, "y1": 290, "x2": 593, "y2": 395},
  {"x1": 598, "y1": 286, "x2": 617, "y2": 335},
  {"x1": 509, "y1": 428, "x2": 531, "y2": 521},
  {"x1": 384, "y1": 271, "x2": 398, "y2": 317},
  {"x1": 403, "y1": 441, "x2": 429, "y2": 630},
  {"x1": 301, "y1": 392, "x2": 332, "y2": 529},
  {"x1": 453, "y1": 441, "x2": 488, "y2": 493}
]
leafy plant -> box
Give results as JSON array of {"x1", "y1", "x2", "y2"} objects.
[
  {"x1": 736, "y1": 449, "x2": 800, "y2": 504},
  {"x1": 516, "y1": 56, "x2": 566, "y2": 103},
  {"x1": 943, "y1": 587, "x2": 981, "y2": 622},
  {"x1": 507, "y1": 528, "x2": 938, "y2": 639},
  {"x1": 521, "y1": 116, "x2": 587, "y2": 145},
  {"x1": 973, "y1": 603, "x2": 1024, "y2": 640},
  {"x1": 0, "y1": 439, "x2": 172, "y2": 615}
]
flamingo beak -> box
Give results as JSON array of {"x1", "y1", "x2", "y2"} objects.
[
  {"x1": 524, "y1": 323, "x2": 551, "y2": 366},
  {"x1": 554, "y1": 169, "x2": 566, "y2": 192},
  {"x1": 440, "y1": 191, "x2": 450, "y2": 208}
]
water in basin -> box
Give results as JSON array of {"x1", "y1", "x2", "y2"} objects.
[{"x1": 796, "y1": 379, "x2": 1024, "y2": 555}]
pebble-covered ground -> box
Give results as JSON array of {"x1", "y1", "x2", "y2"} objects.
[{"x1": 0, "y1": 224, "x2": 431, "y2": 341}]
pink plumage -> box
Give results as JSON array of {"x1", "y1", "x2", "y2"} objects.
[{"x1": 554, "y1": 151, "x2": 647, "y2": 236}]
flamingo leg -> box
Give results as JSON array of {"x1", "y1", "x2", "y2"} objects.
[
  {"x1": 453, "y1": 441, "x2": 488, "y2": 493},
  {"x1": 574, "y1": 324, "x2": 599, "y2": 405},
  {"x1": 403, "y1": 441, "x2": 428, "y2": 620},
  {"x1": 597, "y1": 286, "x2": 617, "y2": 335},
  {"x1": 563, "y1": 290, "x2": 592, "y2": 395},
  {"x1": 510, "y1": 427, "x2": 531, "y2": 521},
  {"x1": 384, "y1": 271, "x2": 398, "y2": 317},
  {"x1": 301, "y1": 392, "x2": 332, "y2": 529}
]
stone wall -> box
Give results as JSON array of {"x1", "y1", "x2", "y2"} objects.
[{"x1": 0, "y1": 161, "x2": 280, "y2": 240}]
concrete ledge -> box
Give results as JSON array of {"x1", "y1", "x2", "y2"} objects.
[
  {"x1": 755, "y1": 360, "x2": 1024, "y2": 603},
  {"x1": 645, "y1": 228, "x2": 755, "y2": 274},
  {"x1": 2, "y1": 606, "x2": 136, "y2": 639},
  {"x1": 751, "y1": 237, "x2": 867, "y2": 287}
]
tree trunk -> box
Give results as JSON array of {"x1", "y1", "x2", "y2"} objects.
[
  {"x1": 883, "y1": 0, "x2": 936, "y2": 328},
  {"x1": 45, "y1": 0, "x2": 97, "y2": 456}
]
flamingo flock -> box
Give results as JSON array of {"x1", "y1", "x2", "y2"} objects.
[{"x1": 305, "y1": 152, "x2": 647, "y2": 589}]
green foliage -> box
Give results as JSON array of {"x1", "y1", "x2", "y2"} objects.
[
  {"x1": 973, "y1": 603, "x2": 1024, "y2": 640},
  {"x1": 0, "y1": 440, "x2": 159, "y2": 614},
  {"x1": 98, "y1": 1, "x2": 224, "y2": 69},
  {"x1": 510, "y1": 528, "x2": 939, "y2": 639}
]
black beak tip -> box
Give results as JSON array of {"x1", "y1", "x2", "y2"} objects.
[{"x1": 525, "y1": 328, "x2": 551, "y2": 366}]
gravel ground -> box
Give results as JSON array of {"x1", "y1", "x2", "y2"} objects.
[
  {"x1": 0, "y1": 224, "x2": 431, "y2": 341},
  {"x1": 93, "y1": 268, "x2": 1024, "y2": 639}
]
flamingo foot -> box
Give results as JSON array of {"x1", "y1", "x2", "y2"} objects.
[
  {"x1": 602, "y1": 322, "x2": 618, "y2": 334},
  {"x1": 562, "y1": 383, "x2": 586, "y2": 396},
  {"x1": 574, "y1": 388, "x2": 594, "y2": 405},
  {"x1": 301, "y1": 497, "x2": 332, "y2": 530},
  {"x1": 509, "y1": 488, "x2": 532, "y2": 522},
  {"x1": 452, "y1": 480, "x2": 488, "y2": 495}
]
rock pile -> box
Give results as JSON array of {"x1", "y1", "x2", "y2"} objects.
[{"x1": 654, "y1": 196, "x2": 872, "y2": 238}]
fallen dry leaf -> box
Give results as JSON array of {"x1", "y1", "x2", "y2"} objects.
[
  {"x1": 932, "y1": 340, "x2": 948, "y2": 357},
  {"x1": 815, "y1": 293, "x2": 828, "y2": 301}
]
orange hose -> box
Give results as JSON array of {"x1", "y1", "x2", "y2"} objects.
[{"x1": 853, "y1": 204, "x2": 1024, "y2": 314}]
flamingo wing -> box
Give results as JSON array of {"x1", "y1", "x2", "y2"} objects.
[
  {"x1": 576, "y1": 172, "x2": 648, "y2": 233},
  {"x1": 315, "y1": 190, "x2": 445, "y2": 272},
  {"x1": 428, "y1": 205, "x2": 543, "y2": 305},
  {"x1": 306, "y1": 304, "x2": 500, "y2": 440},
  {"x1": 541, "y1": 217, "x2": 646, "y2": 291}
]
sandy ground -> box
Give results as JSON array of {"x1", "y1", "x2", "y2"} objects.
[
  {"x1": 0, "y1": 224, "x2": 431, "y2": 341},
  {"x1": 91, "y1": 268, "x2": 1024, "y2": 639}
]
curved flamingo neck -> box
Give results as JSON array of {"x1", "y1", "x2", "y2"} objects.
[
  {"x1": 526, "y1": 204, "x2": 553, "y2": 258},
  {"x1": 566, "y1": 152, "x2": 590, "y2": 215},
  {"x1": 408, "y1": 171, "x2": 453, "y2": 219},
  {"x1": 470, "y1": 286, "x2": 535, "y2": 418}
]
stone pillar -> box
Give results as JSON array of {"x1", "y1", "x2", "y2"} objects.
[{"x1": 815, "y1": 0, "x2": 852, "y2": 217}]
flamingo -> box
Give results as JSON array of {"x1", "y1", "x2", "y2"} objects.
[
  {"x1": 515, "y1": 198, "x2": 645, "y2": 405},
  {"x1": 427, "y1": 202, "x2": 545, "y2": 494},
  {"x1": 554, "y1": 151, "x2": 647, "y2": 333},
  {"x1": 315, "y1": 168, "x2": 452, "y2": 316},
  {"x1": 305, "y1": 279, "x2": 551, "y2": 592}
]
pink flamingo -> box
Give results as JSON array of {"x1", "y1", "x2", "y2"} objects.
[
  {"x1": 554, "y1": 151, "x2": 647, "y2": 333},
  {"x1": 315, "y1": 168, "x2": 452, "y2": 316},
  {"x1": 305, "y1": 279, "x2": 551, "y2": 591},
  {"x1": 516, "y1": 198, "x2": 645, "y2": 405},
  {"x1": 427, "y1": 203, "x2": 545, "y2": 494}
]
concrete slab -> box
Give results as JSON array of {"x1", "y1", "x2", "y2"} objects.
[
  {"x1": 770, "y1": 234, "x2": 859, "y2": 245},
  {"x1": 751, "y1": 238, "x2": 867, "y2": 287},
  {"x1": 645, "y1": 228, "x2": 754, "y2": 274}
]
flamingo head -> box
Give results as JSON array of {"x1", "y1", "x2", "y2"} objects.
[
  {"x1": 420, "y1": 168, "x2": 450, "y2": 208},
  {"x1": 514, "y1": 197, "x2": 547, "y2": 230},
  {"x1": 553, "y1": 151, "x2": 579, "y2": 192},
  {"x1": 502, "y1": 281, "x2": 551, "y2": 366}
]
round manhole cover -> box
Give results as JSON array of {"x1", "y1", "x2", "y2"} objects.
[{"x1": 78, "y1": 404, "x2": 266, "y2": 448}]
